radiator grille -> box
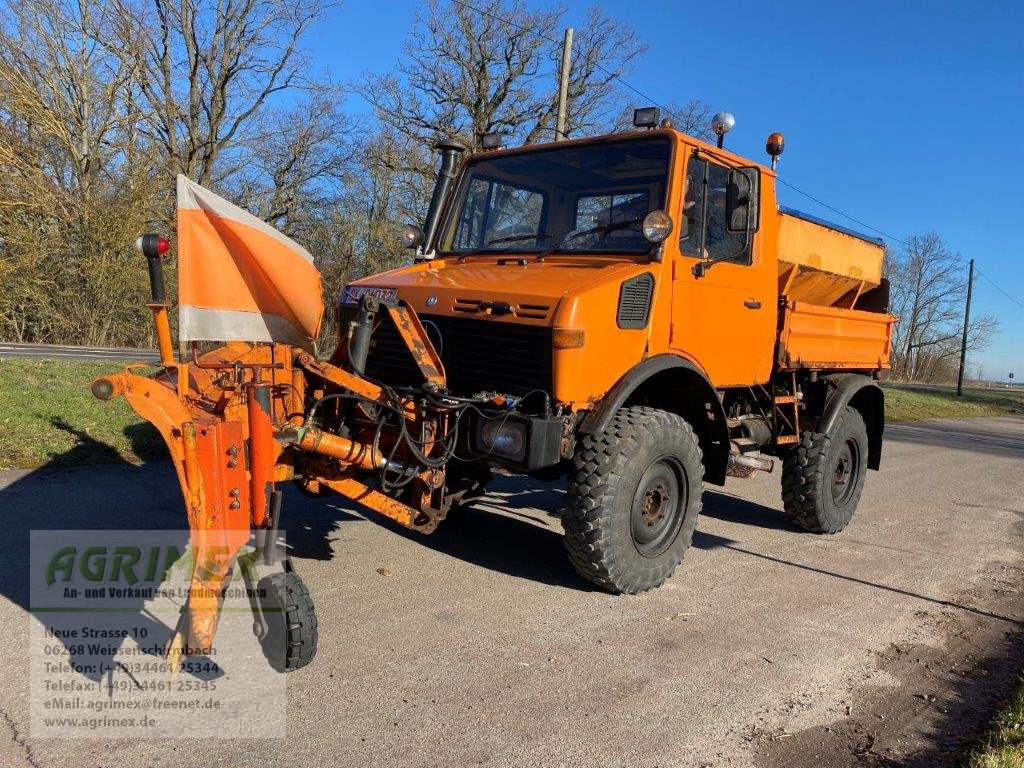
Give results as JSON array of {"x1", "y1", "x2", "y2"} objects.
[{"x1": 365, "y1": 314, "x2": 552, "y2": 396}]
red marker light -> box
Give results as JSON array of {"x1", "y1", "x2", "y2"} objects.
[{"x1": 134, "y1": 233, "x2": 170, "y2": 258}]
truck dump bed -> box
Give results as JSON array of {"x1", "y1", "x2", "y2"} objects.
[
  {"x1": 776, "y1": 207, "x2": 885, "y2": 306},
  {"x1": 775, "y1": 208, "x2": 895, "y2": 370}
]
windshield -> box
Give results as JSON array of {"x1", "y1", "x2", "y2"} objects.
[{"x1": 439, "y1": 136, "x2": 671, "y2": 255}]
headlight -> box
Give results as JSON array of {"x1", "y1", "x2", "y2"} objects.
[
  {"x1": 400, "y1": 224, "x2": 424, "y2": 249},
  {"x1": 642, "y1": 210, "x2": 674, "y2": 243},
  {"x1": 479, "y1": 420, "x2": 527, "y2": 462}
]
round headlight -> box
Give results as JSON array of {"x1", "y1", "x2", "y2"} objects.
[
  {"x1": 642, "y1": 210, "x2": 674, "y2": 243},
  {"x1": 400, "y1": 224, "x2": 424, "y2": 249}
]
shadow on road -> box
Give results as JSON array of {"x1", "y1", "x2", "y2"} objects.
[
  {"x1": 888, "y1": 417, "x2": 1024, "y2": 459},
  {"x1": 700, "y1": 489, "x2": 797, "y2": 532},
  {"x1": 0, "y1": 433, "x2": 186, "y2": 681},
  {"x1": 3, "y1": 426, "x2": 1020, "y2": 685}
]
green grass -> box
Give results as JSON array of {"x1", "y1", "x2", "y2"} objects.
[
  {"x1": 0, "y1": 358, "x2": 165, "y2": 469},
  {"x1": 969, "y1": 678, "x2": 1024, "y2": 768},
  {"x1": 884, "y1": 383, "x2": 1024, "y2": 422},
  {"x1": 2, "y1": 360, "x2": 1022, "y2": 470}
]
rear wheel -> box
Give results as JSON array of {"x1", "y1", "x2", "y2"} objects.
[
  {"x1": 782, "y1": 406, "x2": 868, "y2": 533},
  {"x1": 564, "y1": 407, "x2": 703, "y2": 594}
]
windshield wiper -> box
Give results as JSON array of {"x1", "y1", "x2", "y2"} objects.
[
  {"x1": 538, "y1": 216, "x2": 645, "y2": 261},
  {"x1": 456, "y1": 233, "x2": 553, "y2": 262},
  {"x1": 485, "y1": 233, "x2": 553, "y2": 246}
]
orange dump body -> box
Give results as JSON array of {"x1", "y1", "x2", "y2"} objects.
[{"x1": 774, "y1": 208, "x2": 892, "y2": 372}]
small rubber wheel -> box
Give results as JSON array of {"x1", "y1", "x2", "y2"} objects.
[
  {"x1": 564, "y1": 406, "x2": 703, "y2": 594},
  {"x1": 255, "y1": 570, "x2": 318, "y2": 672},
  {"x1": 782, "y1": 406, "x2": 868, "y2": 533}
]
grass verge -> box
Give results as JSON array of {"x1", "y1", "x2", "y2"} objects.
[
  {"x1": 2, "y1": 360, "x2": 1023, "y2": 469},
  {"x1": 883, "y1": 384, "x2": 1024, "y2": 422},
  {"x1": 968, "y1": 678, "x2": 1024, "y2": 768},
  {"x1": 0, "y1": 358, "x2": 165, "y2": 469}
]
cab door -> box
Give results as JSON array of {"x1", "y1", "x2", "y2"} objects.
[{"x1": 670, "y1": 150, "x2": 776, "y2": 387}]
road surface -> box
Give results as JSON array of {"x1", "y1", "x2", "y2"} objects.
[
  {"x1": 1, "y1": 417, "x2": 1022, "y2": 767},
  {"x1": 0, "y1": 342, "x2": 161, "y2": 363}
]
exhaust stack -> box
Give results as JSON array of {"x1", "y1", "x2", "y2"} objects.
[{"x1": 419, "y1": 139, "x2": 467, "y2": 259}]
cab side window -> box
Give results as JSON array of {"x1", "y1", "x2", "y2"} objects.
[{"x1": 680, "y1": 156, "x2": 754, "y2": 266}]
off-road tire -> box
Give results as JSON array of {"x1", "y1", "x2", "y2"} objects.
[
  {"x1": 782, "y1": 406, "x2": 868, "y2": 533},
  {"x1": 564, "y1": 406, "x2": 703, "y2": 594},
  {"x1": 255, "y1": 570, "x2": 318, "y2": 672}
]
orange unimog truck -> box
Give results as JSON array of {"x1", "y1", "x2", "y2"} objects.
[{"x1": 94, "y1": 108, "x2": 895, "y2": 672}]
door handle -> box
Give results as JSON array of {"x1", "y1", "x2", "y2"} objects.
[{"x1": 744, "y1": 300, "x2": 762, "y2": 309}]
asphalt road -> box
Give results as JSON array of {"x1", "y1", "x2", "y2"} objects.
[
  {"x1": 1, "y1": 417, "x2": 1022, "y2": 767},
  {"x1": 0, "y1": 342, "x2": 161, "y2": 363}
]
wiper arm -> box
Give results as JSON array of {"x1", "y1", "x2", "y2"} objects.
[
  {"x1": 485, "y1": 233, "x2": 553, "y2": 246},
  {"x1": 456, "y1": 233, "x2": 553, "y2": 262},
  {"x1": 538, "y1": 215, "x2": 646, "y2": 261}
]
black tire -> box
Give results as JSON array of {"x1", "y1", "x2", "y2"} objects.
[
  {"x1": 782, "y1": 406, "x2": 868, "y2": 533},
  {"x1": 564, "y1": 406, "x2": 704, "y2": 594},
  {"x1": 255, "y1": 570, "x2": 318, "y2": 672}
]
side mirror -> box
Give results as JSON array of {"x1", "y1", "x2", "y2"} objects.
[{"x1": 725, "y1": 167, "x2": 759, "y2": 233}]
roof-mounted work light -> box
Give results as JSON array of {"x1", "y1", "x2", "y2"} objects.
[
  {"x1": 633, "y1": 107, "x2": 660, "y2": 129},
  {"x1": 711, "y1": 112, "x2": 735, "y2": 149},
  {"x1": 481, "y1": 132, "x2": 504, "y2": 150}
]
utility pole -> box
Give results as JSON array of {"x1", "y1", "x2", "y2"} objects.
[
  {"x1": 956, "y1": 257, "x2": 975, "y2": 396},
  {"x1": 555, "y1": 27, "x2": 573, "y2": 141}
]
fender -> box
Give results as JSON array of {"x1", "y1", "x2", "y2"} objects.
[
  {"x1": 819, "y1": 373, "x2": 884, "y2": 471},
  {"x1": 579, "y1": 354, "x2": 731, "y2": 485}
]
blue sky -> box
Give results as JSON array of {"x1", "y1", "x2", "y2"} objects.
[{"x1": 307, "y1": 0, "x2": 1024, "y2": 378}]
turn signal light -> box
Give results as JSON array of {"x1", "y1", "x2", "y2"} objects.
[{"x1": 552, "y1": 328, "x2": 585, "y2": 349}]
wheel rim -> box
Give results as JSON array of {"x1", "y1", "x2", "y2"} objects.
[
  {"x1": 831, "y1": 438, "x2": 861, "y2": 508},
  {"x1": 630, "y1": 457, "x2": 687, "y2": 557}
]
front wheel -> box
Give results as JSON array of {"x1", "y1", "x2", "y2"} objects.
[
  {"x1": 781, "y1": 406, "x2": 868, "y2": 533},
  {"x1": 563, "y1": 407, "x2": 704, "y2": 594}
]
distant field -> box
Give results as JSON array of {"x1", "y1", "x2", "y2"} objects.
[
  {"x1": 883, "y1": 383, "x2": 1024, "y2": 422},
  {"x1": 0, "y1": 359, "x2": 164, "y2": 469},
  {"x1": 1, "y1": 360, "x2": 1023, "y2": 470}
]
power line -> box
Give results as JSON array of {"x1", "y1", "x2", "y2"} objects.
[
  {"x1": 976, "y1": 268, "x2": 1024, "y2": 309},
  {"x1": 772, "y1": 178, "x2": 912, "y2": 249}
]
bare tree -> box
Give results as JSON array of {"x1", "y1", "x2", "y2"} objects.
[
  {"x1": 362, "y1": 0, "x2": 657, "y2": 152},
  {"x1": 0, "y1": 0, "x2": 335, "y2": 346},
  {"x1": 0, "y1": 0, "x2": 137, "y2": 195},
  {"x1": 0, "y1": 0, "x2": 155, "y2": 345},
  {"x1": 525, "y1": 5, "x2": 647, "y2": 142},
  {"x1": 361, "y1": 0, "x2": 559, "y2": 151},
  {"x1": 887, "y1": 233, "x2": 999, "y2": 381},
  {"x1": 114, "y1": 0, "x2": 327, "y2": 187},
  {"x1": 236, "y1": 96, "x2": 357, "y2": 238}
]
